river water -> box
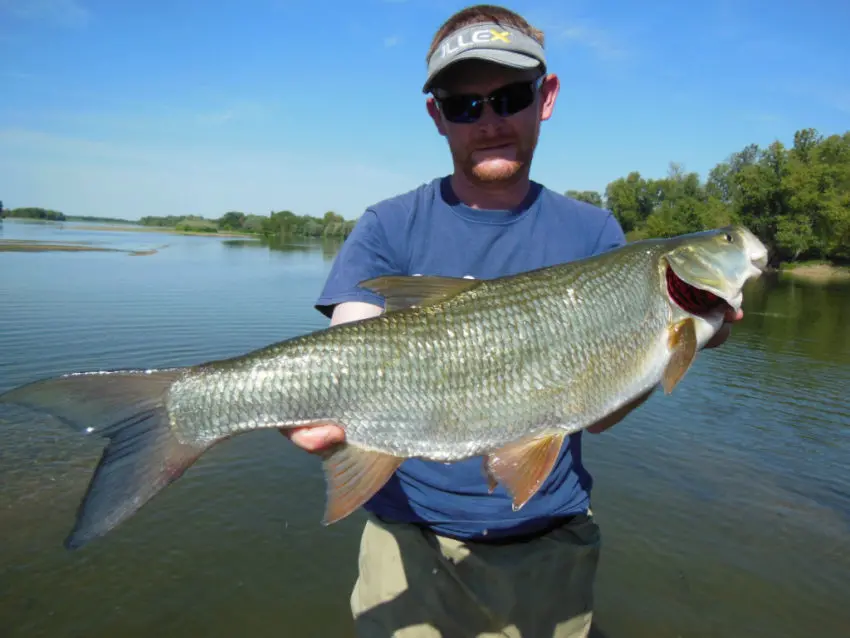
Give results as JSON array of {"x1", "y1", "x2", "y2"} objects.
[{"x1": 1, "y1": 219, "x2": 848, "y2": 638}]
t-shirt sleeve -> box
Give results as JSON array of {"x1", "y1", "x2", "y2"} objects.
[
  {"x1": 314, "y1": 210, "x2": 403, "y2": 318},
  {"x1": 592, "y1": 212, "x2": 627, "y2": 254}
]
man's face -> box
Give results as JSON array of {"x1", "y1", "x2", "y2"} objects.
[{"x1": 427, "y1": 60, "x2": 559, "y2": 188}]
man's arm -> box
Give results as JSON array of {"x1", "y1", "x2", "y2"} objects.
[
  {"x1": 328, "y1": 300, "x2": 383, "y2": 326},
  {"x1": 280, "y1": 301, "x2": 383, "y2": 452}
]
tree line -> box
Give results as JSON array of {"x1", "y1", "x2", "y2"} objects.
[
  {"x1": 0, "y1": 207, "x2": 137, "y2": 225},
  {"x1": 2, "y1": 206, "x2": 67, "y2": 221},
  {"x1": 567, "y1": 127, "x2": 849, "y2": 265},
  {"x1": 136, "y1": 210, "x2": 357, "y2": 239},
  {"x1": 0, "y1": 207, "x2": 356, "y2": 240}
]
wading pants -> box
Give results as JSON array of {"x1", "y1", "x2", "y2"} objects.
[{"x1": 350, "y1": 512, "x2": 601, "y2": 638}]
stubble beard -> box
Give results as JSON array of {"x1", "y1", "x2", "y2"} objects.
[{"x1": 454, "y1": 137, "x2": 536, "y2": 188}]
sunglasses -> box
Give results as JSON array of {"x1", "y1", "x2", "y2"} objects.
[{"x1": 434, "y1": 75, "x2": 545, "y2": 124}]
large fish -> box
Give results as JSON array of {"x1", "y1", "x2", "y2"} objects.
[{"x1": 0, "y1": 225, "x2": 768, "y2": 549}]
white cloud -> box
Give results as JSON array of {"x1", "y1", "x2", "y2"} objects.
[
  {"x1": 560, "y1": 24, "x2": 630, "y2": 61},
  {"x1": 523, "y1": 8, "x2": 634, "y2": 63},
  {"x1": 0, "y1": 0, "x2": 90, "y2": 28},
  {"x1": 195, "y1": 110, "x2": 237, "y2": 126}
]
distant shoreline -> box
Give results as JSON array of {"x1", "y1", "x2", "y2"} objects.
[
  {"x1": 2, "y1": 218, "x2": 258, "y2": 239},
  {"x1": 779, "y1": 262, "x2": 850, "y2": 282},
  {"x1": 4, "y1": 219, "x2": 848, "y2": 278},
  {"x1": 70, "y1": 223, "x2": 258, "y2": 238}
]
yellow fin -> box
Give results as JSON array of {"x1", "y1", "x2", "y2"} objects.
[
  {"x1": 320, "y1": 443, "x2": 403, "y2": 524},
  {"x1": 358, "y1": 275, "x2": 479, "y2": 312},
  {"x1": 485, "y1": 432, "x2": 566, "y2": 511},
  {"x1": 663, "y1": 317, "x2": 697, "y2": 394}
]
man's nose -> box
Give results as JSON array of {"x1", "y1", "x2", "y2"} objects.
[{"x1": 475, "y1": 101, "x2": 506, "y2": 129}]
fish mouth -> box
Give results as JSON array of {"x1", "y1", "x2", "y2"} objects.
[
  {"x1": 663, "y1": 226, "x2": 768, "y2": 317},
  {"x1": 665, "y1": 266, "x2": 733, "y2": 317}
]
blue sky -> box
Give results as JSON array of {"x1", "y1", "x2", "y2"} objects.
[{"x1": 1, "y1": 0, "x2": 848, "y2": 221}]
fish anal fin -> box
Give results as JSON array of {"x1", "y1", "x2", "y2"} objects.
[
  {"x1": 358, "y1": 275, "x2": 480, "y2": 312},
  {"x1": 485, "y1": 431, "x2": 566, "y2": 511},
  {"x1": 663, "y1": 317, "x2": 698, "y2": 394},
  {"x1": 320, "y1": 443, "x2": 403, "y2": 524}
]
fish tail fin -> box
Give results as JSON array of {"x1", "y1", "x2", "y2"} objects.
[{"x1": 0, "y1": 369, "x2": 209, "y2": 549}]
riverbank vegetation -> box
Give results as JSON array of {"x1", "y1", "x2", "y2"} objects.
[
  {"x1": 3, "y1": 127, "x2": 847, "y2": 270},
  {"x1": 134, "y1": 211, "x2": 356, "y2": 239},
  {"x1": 0, "y1": 206, "x2": 134, "y2": 225},
  {"x1": 568, "y1": 127, "x2": 849, "y2": 269}
]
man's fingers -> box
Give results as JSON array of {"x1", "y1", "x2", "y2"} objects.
[
  {"x1": 726, "y1": 308, "x2": 744, "y2": 322},
  {"x1": 280, "y1": 425, "x2": 346, "y2": 453}
]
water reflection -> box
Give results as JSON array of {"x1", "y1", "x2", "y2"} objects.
[
  {"x1": 221, "y1": 234, "x2": 344, "y2": 261},
  {"x1": 739, "y1": 274, "x2": 850, "y2": 364}
]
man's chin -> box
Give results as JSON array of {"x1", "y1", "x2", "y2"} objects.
[{"x1": 470, "y1": 160, "x2": 524, "y2": 183}]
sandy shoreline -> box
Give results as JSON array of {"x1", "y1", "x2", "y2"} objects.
[
  {"x1": 780, "y1": 262, "x2": 850, "y2": 282},
  {"x1": 71, "y1": 224, "x2": 257, "y2": 238},
  {"x1": 0, "y1": 239, "x2": 161, "y2": 256}
]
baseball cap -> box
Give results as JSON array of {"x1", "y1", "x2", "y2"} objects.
[{"x1": 423, "y1": 22, "x2": 546, "y2": 94}]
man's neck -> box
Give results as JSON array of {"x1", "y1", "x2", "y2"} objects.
[{"x1": 450, "y1": 172, "x2": 532, "y2": 211}]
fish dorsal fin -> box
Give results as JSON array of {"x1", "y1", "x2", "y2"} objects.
[{"x1": 358, "y1": 275, "x2": 480, "y2": 312}]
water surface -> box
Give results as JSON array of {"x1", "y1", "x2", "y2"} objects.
[{"x1": 1, "y1": 219, "x2": 848, "y2": 638}]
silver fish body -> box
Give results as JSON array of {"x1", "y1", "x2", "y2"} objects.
[{"x1": 0, "y1": 225, "x2": 768, "y2": 549}]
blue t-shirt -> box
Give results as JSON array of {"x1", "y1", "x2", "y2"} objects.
[{"x1": 315, "y1": 176, "x2": 626, "y2": 541}]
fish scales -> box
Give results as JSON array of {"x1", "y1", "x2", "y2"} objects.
[{"x1": 167, "y1": 241, "x2": 671, "y2": 459}]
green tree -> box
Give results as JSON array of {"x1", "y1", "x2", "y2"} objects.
[
  {"x1": 601, "y1": 127, "x2": 849, "y2": 266},
  {"x1": 565, "y1": 190, "x2": 603, "y2": 208}
]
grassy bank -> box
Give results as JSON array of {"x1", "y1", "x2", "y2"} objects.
[
  {"x1": 779, "y1": 261, "x2": 850, "y2": 282},
  {"x1": 71, "y1": 224, "x2": 258, "y2": 238}
]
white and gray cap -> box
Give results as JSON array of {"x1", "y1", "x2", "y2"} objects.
[{"x1": 423, "y1": 22, "x2": 546, "y2": 94}]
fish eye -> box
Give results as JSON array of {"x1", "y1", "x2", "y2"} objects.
[{"x1": 724, "y1": 233, "x2": 733, "y2": 242}]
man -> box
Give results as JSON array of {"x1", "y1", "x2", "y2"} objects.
[{"x1": 283, "y1": 4, "x2": 740, "y2": 637}]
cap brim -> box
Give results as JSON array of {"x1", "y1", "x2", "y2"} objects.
[{"x1": 423, "y1": 49, "x2": 542, "y2": 93}]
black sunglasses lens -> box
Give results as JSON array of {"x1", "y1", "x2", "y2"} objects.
[
  {"x1": 440, "y1": 95, "x2": 482, "y2": 123},
  {"x1": 490, "y1": 82, "x2": 535, "y2": 117}
]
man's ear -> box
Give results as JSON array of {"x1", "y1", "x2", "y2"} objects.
[
  {"x1": 539, "y1": 73, "x2": 560, "y2": 121},
  {"x1": 426, "y1": 96, "x2": 447, "y2": 137}
]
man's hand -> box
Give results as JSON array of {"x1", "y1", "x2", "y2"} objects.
[
  {"x1": 703, "y1": 307, "x2": 744, "y2": 350},
  {"x1": 281, "y1": 425, "x2": 345, "y2": 453}
]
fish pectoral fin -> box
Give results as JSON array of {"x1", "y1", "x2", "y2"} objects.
[
  {"x1": 663, "y1": 317, "x2": 698, "y2": 394},
  {"x1": 357, "y1": 275, "x2": 480, "y2": 312},
  {"x1": 320, "y1": 443, "x2": 403, "y2": 524},
  {"x1": 485, "y1": 431, "x2": 566, "y2": 511}
]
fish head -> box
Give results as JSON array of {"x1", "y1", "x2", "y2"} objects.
[{"x1": 661, "y1": 225, "x2": 768, "y2": 326}]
